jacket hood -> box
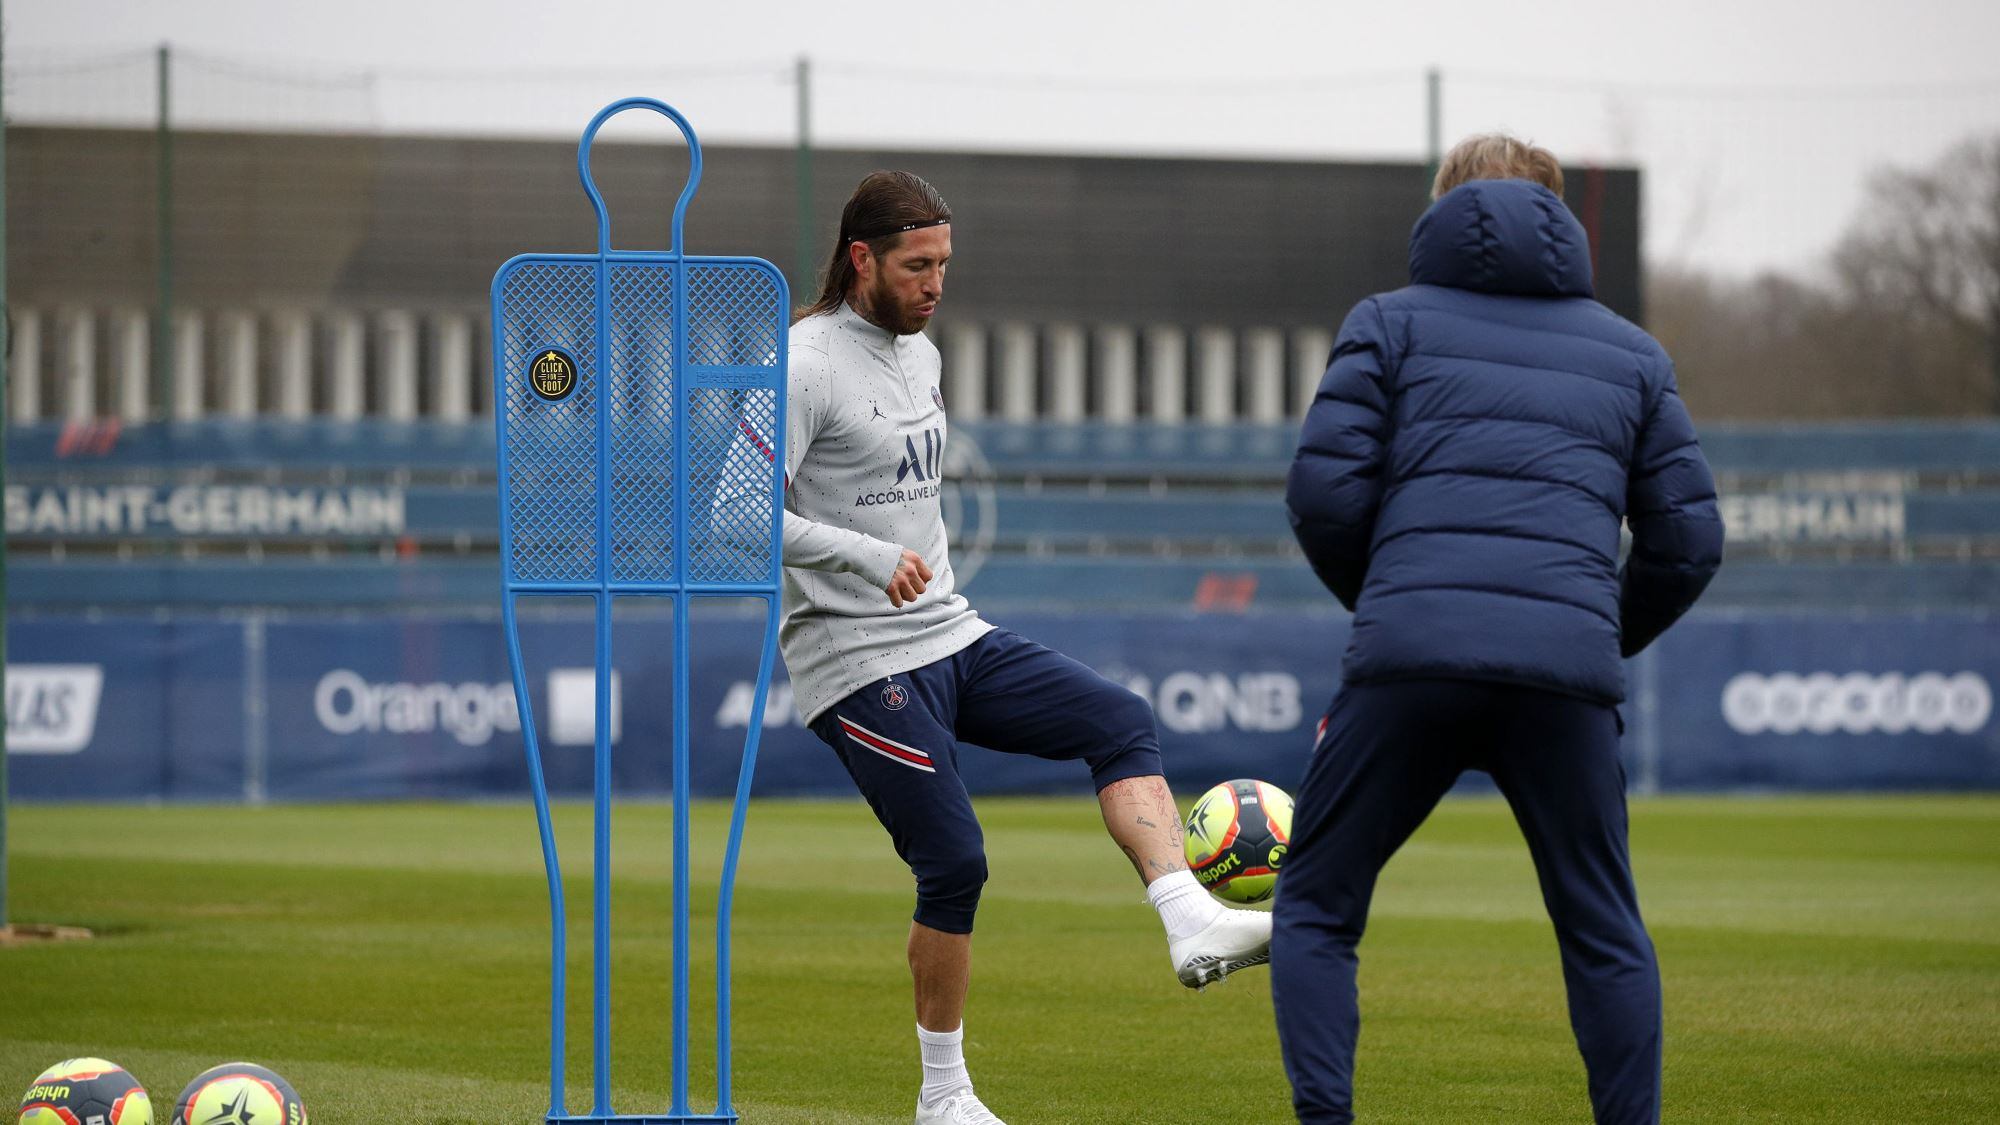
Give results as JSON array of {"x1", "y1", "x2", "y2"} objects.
[{"x1": 1408, "y1": 179, "x2": 1594, "y2": 299}]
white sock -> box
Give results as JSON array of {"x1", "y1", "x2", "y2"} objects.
[
  {"x1": 1148, "y1": 869, "x2": 1225, "y2": 942},
  {"x1": 917, "y1": 1022, "x2": 972, "y2": 1107}
]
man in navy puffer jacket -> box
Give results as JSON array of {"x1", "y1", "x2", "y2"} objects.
[{"x1": 1270, "y1": 135, "x2": 1723, "y2": 1125}]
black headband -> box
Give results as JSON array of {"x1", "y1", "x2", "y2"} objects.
[{"x1": 847, "y1": 215, "x2": 951, "y2": 243}]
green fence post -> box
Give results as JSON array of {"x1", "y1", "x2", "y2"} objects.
[
  {"x1": 154, "y1": 42, "x2": 173, "y2": 421},
  {"x1": 0, "y1": 0, "x2": 12, "y2": 934},
  {"x1": 795, "y1": 54, "x2": 815, "y2": 303},
  {"x1": 1424, "y1": 66, "x2": 1442, "y2": 198}
]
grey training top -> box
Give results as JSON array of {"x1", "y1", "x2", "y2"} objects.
[{"x1": 770, "y1": 302, "x2": 991, "y2": 723}]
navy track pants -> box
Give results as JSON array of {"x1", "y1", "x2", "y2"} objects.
[
  {"x1": 808, "y1": 627, "x2": 1164, "y2": 935},
  {"x1": 1271, "y1": 678, "x2": 1661, "y2": 1125}
]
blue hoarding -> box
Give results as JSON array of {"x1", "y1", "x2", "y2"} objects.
[
  {"x1": 8, "y1": 610, "x2": 1996, "y2": 801},
  {"x1": 5, "y1": 618, "x2": 244, "y2": 799},
  {"x1": 1646, "y1": 614, "x2": 1997, "y2": 790},
  {"x1": 251, "y1": 610, "x2": 1340, "y2": 801}
]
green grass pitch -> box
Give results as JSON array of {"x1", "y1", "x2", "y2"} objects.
[{"x1": 2, "y1": 796, "x2": 1995, "y2": 1122}]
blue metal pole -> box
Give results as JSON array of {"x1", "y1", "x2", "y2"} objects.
[
  {"x1": 670, "y1": 242, "x2": 695, "y2": 1121},
  {"x1": 714, "y1": 591, "x2": 782, "y2": 1113},
  {"x1": 504, "y1": 593, "x2": 569, "y2": 1118},
  {"x1": 592, "y1": 591, "x2": 613, "y2": 1116},
  {"x1": 716, "y1": 268, "x2": 788, "y2": 1116},
  {"x1": 592, "y1": 210, "x2": 616, "y2": 1118},
  {"x1": 492, "y1": 279, "x2": 571, "y2": 1120}
]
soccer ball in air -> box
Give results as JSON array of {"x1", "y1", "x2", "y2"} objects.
[
  {"x1": 17, "y1": 1057, "x2": 153, "y2": 1124},
  {"x1": 1184, "y1": 778, "x2": 1293, "y2": 904},
  {"x1": 171, "y1": 1064, "x2": 307, "y2": 1125}
]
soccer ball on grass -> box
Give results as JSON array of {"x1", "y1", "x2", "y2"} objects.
[
  {"x1": 171, "y1": 1064, "x2": 306, "y2": 1125},
  {"x1": 1183, "y1": 778, "x2": 1293, "y2": 904},
  {"x1": 17, "y1": 1057, "x2": 153, "y2": 1125}
]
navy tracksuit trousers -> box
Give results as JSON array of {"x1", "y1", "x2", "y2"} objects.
[{"x1": 1271, "y1": 679, "x2": 1662, "y2": 1125}]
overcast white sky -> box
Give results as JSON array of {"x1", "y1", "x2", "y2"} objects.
[{"x1": 11, "y1": 0, "x2": 2000, "y2": 276}]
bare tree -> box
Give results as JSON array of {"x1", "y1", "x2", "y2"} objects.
[
  {"x1": 1646, "y1": 133, "x2": 1999, "y2": 421},
  {"x1": 1650, "y1": 267, "x2": 1980, "y2": 420},
  {"x1": 1832, "y1": 134, "x2": 2000, "y2": 412}
]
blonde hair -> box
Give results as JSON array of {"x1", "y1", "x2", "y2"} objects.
[{"x1": 1432, "y1": 133, "x2": 1565, "y2": 199}]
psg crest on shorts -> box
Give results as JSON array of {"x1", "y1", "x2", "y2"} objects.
[
  {"x1": 931, "y1": 385, "x2": 945, "y2": 412},
  {"x1": 882, "y1": 682, "x2": 910, "y2": 711}
]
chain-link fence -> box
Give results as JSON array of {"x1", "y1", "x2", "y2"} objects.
[{"x1": 11, "y1": 46, "x2": 1999, "y2": 277}]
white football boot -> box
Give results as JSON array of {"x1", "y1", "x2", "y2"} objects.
[
  {"x1": 1170, "y1": 906, "x2": 1273, "y2": 988},
  {"x1": 915, "y1": 1089, "x2": 1006, "y2": 1124}
]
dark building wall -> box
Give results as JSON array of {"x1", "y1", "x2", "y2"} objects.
[{"x1": 11, "y1": 127, "x2": 1642, "y2": 327}]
